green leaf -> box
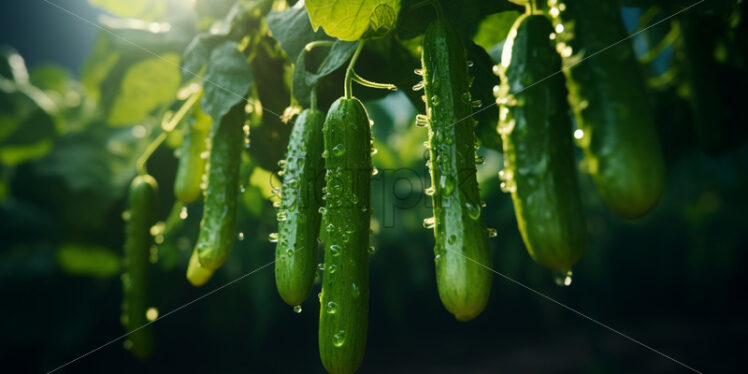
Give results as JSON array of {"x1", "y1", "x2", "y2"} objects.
[
  {"x1": 56, "y1": 244, "x2": 121, "y2": 279},
  {"x1": 200, "y1": 41, "x2": 254, "y2": 124},
  {"x1": 293, "y1": 40, "x2": 358, "y2": 107},
  {"x1": 472, "y1": 11, "x2": 522, "y2": 51},
  {"x1": 107, "y1": 54, "x2": 181, "y2": 126},
  {"x1": 267, "y1": 1, "x2": 331, "y2": 61},
  {"x1": 305, "y1": 0, "x2": 401, "y2": 41}
]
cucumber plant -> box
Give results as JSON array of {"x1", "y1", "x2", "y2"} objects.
[
  {"x1": 495, "y1": 12, "x2": 587, "y2": 282},
  {"x1": 418, "y1": 11, "x2": 493, "y2": 321}
]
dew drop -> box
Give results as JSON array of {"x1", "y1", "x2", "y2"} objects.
[
  {"x1": 268, "y1": 232, "x2": 278, "y2": 243},
  {"x1": 326, "y1": 301, "x2": 338, "y2": 314},
  {"x1": 332, "y1": 144, "x2": 346, "y2": 157},
  {"x1": 487, "y1": 228, "x2": 498, "y2": 238},
  {"x1": 330, "y1": 244, "x2": 341, "y2": 257},
  {"x1": 293, "y1": 305, "x2": 302, "y2": 313},
  {"x1": 415, "y1": 114, "x2": 429, "y2": 127},
  {"x1": 423, "y1": 217, "x2": 436, "y2": 229},
  {"x1": 179, "y1": 206, "x2": 188, "y2": 219},
  {"x1": 553, "y1": 269, "x2": 573, "y2": 287},
  {"x1": 237, "y1": 232, "x2": 245, "y2": 241},
  {"x1": 332, "y1": 330, "x2": 346, "y2": 347}
]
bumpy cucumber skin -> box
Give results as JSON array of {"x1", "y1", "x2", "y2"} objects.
[
  {"x1": 318, "y1": 98, "x2": 370, "y2": 374},
  {"x1": 497, "y1": 15, "x2": 587, "y2": 271},
  {"x1": 275, "y1": 108, "x2": 326, "y2": 306},
  {"x1": 174, "y1": 104, "x2": 212, "y2": 203},
  {"x1": 549, "y1": 0, "x2": 665, "y2": 218},
  {"x1": 422, "y1": 19, "x2": 492, "y2": 322},
  {"x1": 195, "y1": 104, "x2": 244, "y2": 270},
  {"x1": 122, "y1": 174, "x2": 157, "y2": 359},
  {"x1": 186, "y1": 248, "x2": 214, "y2": 286}
]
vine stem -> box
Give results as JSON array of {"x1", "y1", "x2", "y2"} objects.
[
  {"x1": 430, "y1": 0, "x2": 445, "y2": 19},
  {"x1": 136, "y1": 90, "x2": 200, "y2": 175},
  {"x1": 310, "y1": 87, "x2": 318, "y2": 110},
  {"x1": 136, "y1": 132, "x2": 167, "y2": 176},
  {"x1": 344, "y1": 41, "x2": 365, "y2": 99}
]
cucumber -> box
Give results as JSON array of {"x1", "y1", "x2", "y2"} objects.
[
  {"x1": 318, "y1": 97, "x2": 371, "y2": 374},
  {"x1": 495, "y1": 14, "x2": 587, "y2": 273},
  {"x1": 548, "y1": 0, "x2": 665, "y2": 218},
  {"x1": 275, "y1": 108, "x2": 326, "y2": 306},
  {"x1": 420, "y1": 18, "x2": 492, "y2": 321},
  {"x1": 174, "y1": 102, "x2": 212, "y2": 203},
  {"x1": 121, "y1": 174, "x2": 157, "y2": 359},
  {"x1": 194, "y1": 103, "x2": 244, "y2": 270}
]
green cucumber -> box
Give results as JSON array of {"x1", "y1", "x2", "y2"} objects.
[
  {"x1": 194, "y1": 103, "x2": 244, "y2": 270},
  {"x1": 495, "y1": 14, "x2": 587, "y2": 274},
  {"x1": 420, "y1": 18, "x2": 492, "y2": 321},
  {"x1": 121, "y1": 174, "x2": 157, "y2": 359},
  {"x1": 318, "y1": 97, "x2": 371, "y2": 374},
  {"x1": 548, "y1": 0, "x2": 665, "y2": 218},
  {"x1": 174, "y1": 102, "x2": 212, "y2": 203},
  {"x1": 275, "y1": 108, "x2": 326, "y2": 306}
]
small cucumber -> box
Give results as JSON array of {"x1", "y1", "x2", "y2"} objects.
[
  {"x1": 121, "y1": 174, "x2": 157, "y2": 359},
  {"x1": 495, "y1": 14, "x2": 587, "y2": 273},
  {"x1": 174, "y1": 102, "x2": 212, "y2": 203},
  {"x1": 195, "y1": 103, "x2": 244, "y2": 270},
  {"x1": 318, "y1": 98, "x2": 371, "y2": 374},
  {"x1": 420, "y1": 18, "x2": 493, "y2": 321},
  {"x1": 275, "y1": 108, "x2": 326, "y2": 306}
]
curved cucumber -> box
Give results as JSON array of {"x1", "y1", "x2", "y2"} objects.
[
  {"x1": 318, "y1": 98, "x2": 370, "y2": 374},
  {"x1": 421, "y1": 18, "x2": 492, "y2": 322},
  {"x1": 195, "y1": 104, "x2": 244, "y2": 270},
  {"x1": 548, "y1": 0, "x2": 665, "y2": 218},
  {"x1": 496, "y1": 14, "x2": 587, "y2": 272},
  {"x1": 174, "y1": 102, "x2": 212, "y2": 203},
  {"x1": 121, "y1": 174, "x2": 157, "y2": 359},
  {"x1": 275, "y1": 108, "x2": 326, "y2": 306}
]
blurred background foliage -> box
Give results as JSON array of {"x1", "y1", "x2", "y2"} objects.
[{"x1": 1, "y1": 0, "x2": 747, "y2": 373}]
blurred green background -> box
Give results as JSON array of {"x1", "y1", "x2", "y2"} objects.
[{"x1": 1, "y1": 1, "x2": 747, "y2": 373}]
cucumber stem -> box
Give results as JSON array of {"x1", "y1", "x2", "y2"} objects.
[
  {"x1": 344, "y1": 41, "x2": 364, "y2": 99},
  {"x1": 351, "y1": 71, "x2": 397, "y2": 91},
  {"x1": 136, "y1": 131, "x2": 167, "y2": 176}
]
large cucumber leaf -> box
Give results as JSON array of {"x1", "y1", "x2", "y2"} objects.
[{"x1": 305, "y1": 0, "x2": 401, "y2": 41}]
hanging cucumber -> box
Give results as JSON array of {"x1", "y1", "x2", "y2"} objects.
[
  {"x1": 194, "y1": 103, "x2": 245, "y2": 270},
  {"x1": 318, "y1": 96, "x2": 371, "y2": 374},
  {"x1": 418, "y1": 16, "x2": 493, "y2": 321},
  {"x1": 121, "y1": 174, "x2": 157, "y2": 359},
  {"x1": 174, "y1": 100, "x2": 212, "y2": 203},
  {"x1": 318, "y1": 41, "x2": 395, "y2": 374},
  {"x1": 274, "y1": 106, "x2": 326, "y2": 307},
  {"x1": 495, "y1": 14, "x2": 587, "y2": 278},
  {"x1": 548, "y1": 0, "x2": 665, "y2": 218}
]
